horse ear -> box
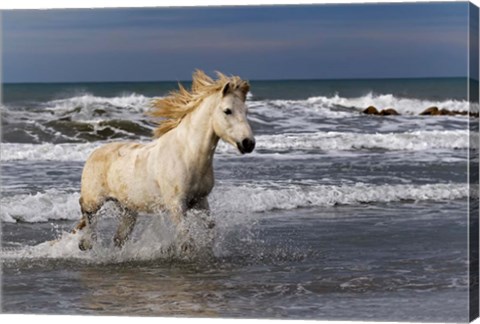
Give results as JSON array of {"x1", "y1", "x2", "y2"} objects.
[
  {"x1": 222, "y1": 82, "x2": 231, "y2": 97},
  {"x1": 239, "y1": 81, "x2": 250, "y2": 96}
]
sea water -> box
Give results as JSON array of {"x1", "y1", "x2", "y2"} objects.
[{"x1": 0, "y1": 78, "x2": 473, "y2": 321}]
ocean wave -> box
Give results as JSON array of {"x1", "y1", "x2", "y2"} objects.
[
  {"x1": 217, "y1": 129, "x2": 469, "y2": 155},
  {"x1": 45, "y1": 93, "x2": 153, "y2": 116},
  {"x1": 245, "y1": 94, "x2": 472, "y2": 134},
  {"x1": 1, "y1": 130, "x2": 469, "y2": 161},
  {"x1": 3, "y1": 92, "x2": 471, "y2": 122},
  {"x1": 1, "y1": 93, "x2": 157, "y2": 143},
  {"x1": 1, "y1": 189, "x2": 81, "y2": 223},
  {"x1": 1, "y1": 91, "x2": 472, "y2": 145},
  {"x1": 215, "y1": 182, "x2": 468, "y2": 213},
  {"x1": 1, "y1": 142, "x2": 102, "y2": 161},
  {"x1": 247, "y1": 93, "x2": 471, "y2": 131},
  {"x1": 38, "y1": 92, "x2": 475, "y2": 118},
  {"x1": 250, "y1": 130, "x2": 469, "y2": 152},
  {"x1": 0, "y1": 183, "x2": 468, "y2": 224},
  {"x1": 299, "y1": 93, "x2": 470, "y2": 115},
  {"x1": 1, "y1": 93, "x2": 154, "y2": 121}
]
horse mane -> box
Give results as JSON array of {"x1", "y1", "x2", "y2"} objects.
[{"x1": 150, "y1": 70, "x2": 250, "y2": 138}]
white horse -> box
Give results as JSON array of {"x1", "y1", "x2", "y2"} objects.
[{"x1": 73, "y1": 70, "x2": 255, "y2": 251}]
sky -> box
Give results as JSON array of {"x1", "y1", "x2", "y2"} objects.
[{"x1": 1, "y1": 2, "x2": 471, "y2": 83}]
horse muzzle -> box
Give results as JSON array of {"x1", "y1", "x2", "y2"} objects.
[{"x1": 237, "y1": 138, "x2": 256, "y2": 154}]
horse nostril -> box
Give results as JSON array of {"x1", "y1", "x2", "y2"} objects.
[{"x1": 242, "y1": 138, "x2": 255, "y2": 153}]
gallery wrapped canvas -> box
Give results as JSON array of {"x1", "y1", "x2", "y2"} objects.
[{"x1": 1, "y1": 1, "x2": 479, "y2": 322}]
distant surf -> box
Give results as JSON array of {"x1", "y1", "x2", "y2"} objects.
[{"x1": 1, "y1": 90, "x2": 472, "y2": 144}]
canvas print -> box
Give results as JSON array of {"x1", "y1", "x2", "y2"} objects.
[{"x1": 1, "y1": 2, "x2": 479, "y2": 322}]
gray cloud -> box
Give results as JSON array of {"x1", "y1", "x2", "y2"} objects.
[{"x1": 1, "y1": 3, "x2": 470, "y2": 82}]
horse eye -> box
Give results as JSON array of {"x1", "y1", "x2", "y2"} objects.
[{"x1": 224, "y1": 108, "x2": 232, "y2": 115}]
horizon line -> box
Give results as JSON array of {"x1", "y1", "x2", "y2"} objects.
[{"x1": 2, "y1": 75, "x2": 471, "y2": 85}]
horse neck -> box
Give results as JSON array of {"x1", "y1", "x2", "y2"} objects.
[{"x1": 171, "y1": 94, "x2": 219, "y2": 172}]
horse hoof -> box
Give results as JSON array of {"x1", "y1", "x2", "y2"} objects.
[
  {"x1": 113, "y1": 237, "x2": 125, "y2": 249},
  {"x1": 78, "y1": 239, "x2": 93, "y2": 251},
  {"x1": 180, "y1": 241, "x2": 194, "y2": 253}
]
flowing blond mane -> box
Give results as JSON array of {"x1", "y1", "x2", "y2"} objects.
[{"x1": 150, "y1": 70, "x2": 250, "y2": 138}]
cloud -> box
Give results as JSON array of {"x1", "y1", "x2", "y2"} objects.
[{"x1": 1, "y1": 3, "x2": 470, "y2": 82}]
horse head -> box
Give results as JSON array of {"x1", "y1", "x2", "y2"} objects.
[{"x1": 212, "y1": 81, "x2": 255, "y2": 154}]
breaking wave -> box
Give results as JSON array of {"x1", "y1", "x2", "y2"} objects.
[
  {"x1": 1, "y1": 92, "x2": 473, "y2": 144},
  {"x1": 250, "y1": 129, "x2": 469, "y2": 152},
  {"x1": 0, "y1": 183, "x2": 468, "y2": 224},
  {"x1": 1, "y1": 93, "x2": 155, "y2": 143},
  {"x1": 45, "y1": 93, "x2": 153, "y2": 117},
  {"x1": 301, "y1": 92, "x2": 470, "y2": 115},
  {"x1": 1, "y1": 142, "x2": 102, "y2": 161},
  {"x1": 1, "y1": 130, "x2": 470, "y2": 161}
]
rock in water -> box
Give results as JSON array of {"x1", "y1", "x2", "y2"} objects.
[
  {"x1": 439, "y1": 108, "x2": 454, "y2": 115},
  {"x1": 419, "y1": 106, "x2": 440, "y2": 115},
  {"x1": 379, "y1": 108, "x2": 400, "y2": 115},
  {"x1": 363, "y1": 106, "x2": 379, "y2": 115}
]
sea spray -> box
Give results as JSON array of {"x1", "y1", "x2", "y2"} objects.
[{"x1": 1, "y1": 208, "x2": 228, "y2": 264}]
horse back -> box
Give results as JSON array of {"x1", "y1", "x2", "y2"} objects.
[{"x1": 80, "y1": 142, "x2": 146, "y2": 211}]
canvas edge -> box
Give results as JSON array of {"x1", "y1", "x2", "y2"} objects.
[
  {"x1": 469, "y1": 1, "x2": 480, "y2": 322},
  {"x1": 0, "y1": 9, "x2": 4, "y2": 315},
  {"x1": 0, "y1": 2, "x2": 477, "y2": 322}
]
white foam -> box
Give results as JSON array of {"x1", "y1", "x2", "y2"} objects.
[
  {"x1": 0, "y1": 142, "x2": 102, "y2": 161},
  {"x1": 0, "y1": 183, "x2": 468, "y2": 224},
  {"x1": 247, "y1": 94, "x2": 471, "y2": 134},
  {"x1": 5, "y1": 92, "x2": 470, "y2": 124},
  {"x1": 46, "y1": 93, "x2": 153, "y2": 115},
  {"x1": 1, "y1": 189, "x2": 81, "y2": 223},
  {"x1": 0, "y1": 182, "x2": 468, "y2": 263},
  {"x1": 218, "y1": 130, "x2": 470, "y2": 153},
  {"x1": 38, "y1": 93, "x2": 473, "y2": 125},
  {"x1": 1, "y1": 130, "x2": 470, "y2": 162},
  {"x1": 250, "y1": 93, "x2": 470, "y2": 127},
  {"x1": 2, "y1": 93, "x2": 154, "y2": 128},
  {"x1": 263, "y1": 98, "x2": 354, "y2": 119},
  {"x1": 0, "y1": 210, "x2": 214, "y2": 263},
  {"x1": 211, "y1": 182, "x2": 468, "y2": 213},
  {"x1": 304, "y1": 93, "x2": 469, "y2": 115}
]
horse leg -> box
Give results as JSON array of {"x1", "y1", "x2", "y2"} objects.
[
  {"x1": 78, "y1": 211, "x2": 99, "y2": 251},
  {"x1": 77, "y1": 197, "x2": 102, "y2": 251},
  {"x1": 190, "y1": 197, "x2": 216, "y2": 250},
  {"x1": 167, "y1": 202, "x2": 194, "y2": 252},
  {"x1": 191, "y1": 197, "x2": 215, "y2": 229},
  {"x1": 113, "y1": 205, "x2": 137, "y2": 248}
]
